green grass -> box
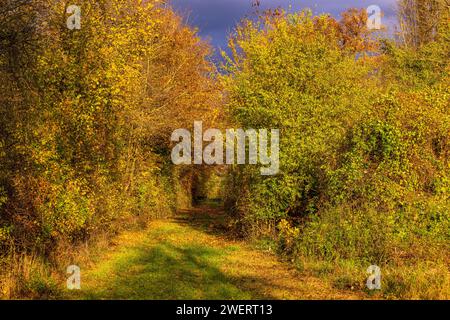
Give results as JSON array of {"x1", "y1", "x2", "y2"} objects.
[
  {"x1": 76, "y1": 225, "x2": 252, "y2": 299},
  {"x1": 66, "y1": 207, "x2": 362, "y2": 300}
]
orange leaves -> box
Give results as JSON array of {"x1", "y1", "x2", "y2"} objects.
[{"x1": 0, "y1": 0, "x2": 221, "y2": 246}]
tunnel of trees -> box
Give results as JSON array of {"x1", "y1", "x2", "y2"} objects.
[{"x1": 0, "y1": 0, "x2": 448, "y2": 299}]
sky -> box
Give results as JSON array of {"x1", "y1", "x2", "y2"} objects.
[{"x1": 170, "y1": 0, "x2": 399, "y2": 58}]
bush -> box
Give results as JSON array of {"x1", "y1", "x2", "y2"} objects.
[
  {"x1": 0, "y1": 0, "x2": 219, "y2": 298},
  {"x1": 223, "y1": 8, "x2": 449, "y2": 298}
]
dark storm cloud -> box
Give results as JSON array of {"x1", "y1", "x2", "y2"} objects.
[{"x1": 169, "y1": 0, "x2": 398, "y2": 51}]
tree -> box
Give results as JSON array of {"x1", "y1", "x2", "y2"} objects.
[
  {"x1": 397, "y1": 0, "x2": 449, "y2": 48},
  {"x1": 0, "y1": 0, "x2": 220, "y2": 246}
]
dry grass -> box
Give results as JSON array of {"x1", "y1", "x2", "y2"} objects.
[
  {"x1": 64, "y1": 207, "x2": 363, "y2": 300},
  {"x1": 0, "y1": 251, "x2": 57, "y2": 299},
  {"x1": 2, "y1": 206, "x2": 447, "y2": 300}
]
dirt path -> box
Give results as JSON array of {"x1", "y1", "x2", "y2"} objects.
[{"x1": 68, "y1": 206, "x2": 363, "y2": 300}]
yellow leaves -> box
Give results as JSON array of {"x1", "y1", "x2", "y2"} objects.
[
  {"x1": 278, "y1": 219, "x2": 300, "y2": 242},
  {"x1": 0, "y1": 0, "x2": 219, "y2": 247}
]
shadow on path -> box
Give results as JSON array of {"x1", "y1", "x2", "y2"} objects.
[
  {"x1": 74, "y1": 205, "x2": 363, "y2": 300},
  {"x1": 78, "y1": 207, "x2": 282, "y2": 299}
]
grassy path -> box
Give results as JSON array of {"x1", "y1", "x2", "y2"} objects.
[{"x1": 68, "y1": 206, "x2": 362, "y2": 300}]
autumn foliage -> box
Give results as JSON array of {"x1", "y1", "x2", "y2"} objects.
[
  {"x1": 0, "y1": 0, "x2": 220, "y2": 297},
  {"x1": 223, "y1": 8, "x2": 449, "y2": 298},
  {"x1": 0, "y1": 1, "x2": 448, "y2": 299}
]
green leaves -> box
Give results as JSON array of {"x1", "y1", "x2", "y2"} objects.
[
  {"x1": 223, "y1": 9, "x2": 377, "y2": 221},
  {"x1": 223, "y1": 8, "x2": 449, "y2": 271}
]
